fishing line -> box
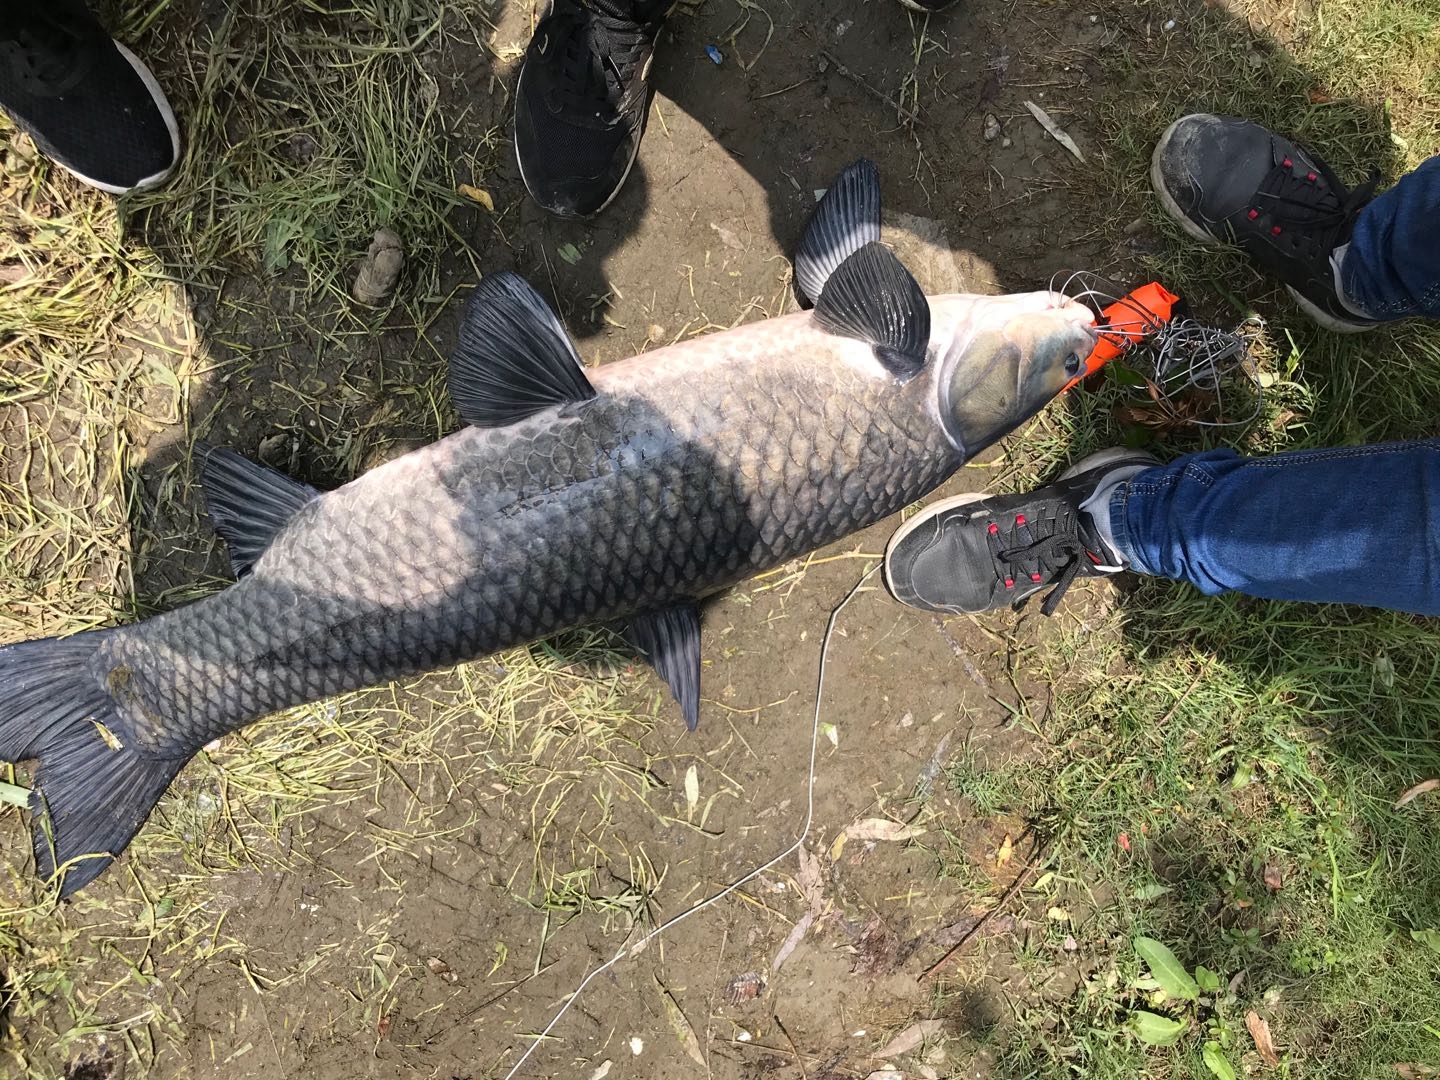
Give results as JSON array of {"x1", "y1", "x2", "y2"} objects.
[{"x1": 499, "y1": 567, "x2": 880, "y2": 1079}]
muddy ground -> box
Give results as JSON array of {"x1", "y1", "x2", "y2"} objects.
[{"x1": 2, "y1": 0, "x2": 1340, "y2": 1076}]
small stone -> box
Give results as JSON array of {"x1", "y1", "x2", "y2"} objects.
[
  {"x1": 983, "y1": 114, "x2": 1002, "y2": 141},
  {"x1": 352, "y1": 227, "x2": 405, "y2": 306},
  {"x1": 1001, "y1": 137, "x2": 1013, "y2": 149}
]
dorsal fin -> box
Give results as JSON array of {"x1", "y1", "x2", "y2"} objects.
[
  {"x1": 199, "y1": 446, "x2": 319, "y2": 577},
  {"x1": 449, "y1": 271, "x2": 597, "y2": 427},
  {"x1": 814, "y1": 241, "x2": 931, "y2": 381},
  {"x1": 794, "y1": 158, "x2": 881, "y2": 307}
]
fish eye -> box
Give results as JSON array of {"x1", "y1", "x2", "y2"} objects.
[{"x1": 1064, "y1": 350, "x2": 1084, "y2": 376}]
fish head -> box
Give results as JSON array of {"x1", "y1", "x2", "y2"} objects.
[{"x1": 929, "y1": 291, "x2": 1098, "y2": 456}]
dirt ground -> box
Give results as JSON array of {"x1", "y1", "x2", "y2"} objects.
[{"x1": 2, "y1": 0, "x2": 1319, "y2": 1076}]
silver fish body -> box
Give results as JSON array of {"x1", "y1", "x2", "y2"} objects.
[
  {"x1": 0, "y1": 159, "x2": 1097, "y2": 895},
  {"x1": 102, "y1": 306, "x2": 985, "y2": 753}
]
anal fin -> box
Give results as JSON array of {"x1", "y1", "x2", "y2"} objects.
[
  {"x1": 622, "y1": 604, "x2": 703, "y2": 732},
  {"x1": 450, "y1": 272, "x2": 597, "y2": 427},
  {"x1": 199, "y1": 446, "x2": 319, "y2": 577},
  {"x1": 815, "y1": 241, "x2": 932, "y2": 381}
]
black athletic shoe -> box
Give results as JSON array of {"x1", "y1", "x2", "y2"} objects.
[
  {"x1": 884, "y1": 449, "x2": 1159, "y2": 616},
  {"x1": 0, "y1": 1, "x2": 178, "y2": 194},
  {"x1": 1151, "y1": 114, "x2": 1378, "y2": 333},
  {"x1": 515, "y1": 0, "x2": 671, "y2": 218}
]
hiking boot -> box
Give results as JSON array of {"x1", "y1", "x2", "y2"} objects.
[
  {"x1": 1151, "y1": 113, "x2": 1379, "y2": 333},
  {"x1": 884, "y1": 448, "x2": 1159, "y2": 616},
  {"x1": 515, "y1": 0, "x2": 671, "y2": 218},
  {"x1": 0, "y1": 0, "x2": 179, "y2": 194}
]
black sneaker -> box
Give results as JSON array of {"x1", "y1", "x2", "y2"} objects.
[
  {"x1": 0, "y1": 1, "x2": 179, "y2": 194},
  {"x1": 515, "y1": 0, "x2": 671, "y2": 218},
  {"x1": 884, "y1": 449, "x2": 1159, "y2": 616},
  {"x1": 1151, "y1": 114, "x2": 1378, "y2": 334}
]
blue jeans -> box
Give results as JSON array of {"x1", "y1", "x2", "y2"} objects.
[
  {"x1": 1110, "y1": 441, "x2": 1440, "y2": 615},
  {"x1": 1344, "y1": 156, "x2": 1440, "y2": 319}
]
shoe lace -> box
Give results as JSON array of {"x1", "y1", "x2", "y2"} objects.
[
  {"x1": 987, "y1": 506, "x2": 1094, "y2": 616},
  {"x1": 1255, "y1": 154, "x2": 1379, "y2": 255},
  {"x1": 0, "y1": 12, "x2": 92, "y2": 93},
  {"x1": 544, "y1": 0, "x2": 663, "y2": 122}
]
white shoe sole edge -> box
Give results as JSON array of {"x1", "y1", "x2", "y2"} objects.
[{"x1": 52, "y1": 40, "x2": 181, "y2": 196}]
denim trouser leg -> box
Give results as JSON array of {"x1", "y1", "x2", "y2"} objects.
[
  {"x1": 1108, "y1": 442, "x2": 1440, "y2": 615},
  {"x1": 1342, "y1": 156, "x2": 1440, "y2": 319}
]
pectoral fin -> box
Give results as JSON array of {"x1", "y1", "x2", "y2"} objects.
[
  {"x1": 449, "y1": 271, "x2": 597, "y2": 427},
  {"x1": 814, "y1": 241, "x2": 931, "y2": 381},
  {"x1": 623, "y1": 604, "x2": 703, "y2": 732}
]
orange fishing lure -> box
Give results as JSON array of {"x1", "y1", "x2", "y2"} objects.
[{"x1": 1064, "y1": 282, "x2": 1181, "y2": 392}]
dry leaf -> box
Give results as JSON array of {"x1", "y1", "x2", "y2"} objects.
[
  {"x1": 653, "y1": 976, "x2": 706, "y2": 1066},
  {"x1": 865, "y1": 1072, "x2": 903, "y2": 1080},
  {"x1": 723, "y1": 971, "x2": 764, "y2": 1005},
  {"x1": 684, "y1": 764, "x2": 699, "y2": 821},
  {"x1": 829, "y1": 831, "x2": 848, "y2": 862},
  {"x1": 1262, "y1": 864, "x2": 1285, "y2": 892},
  {"x1": 1023, "y1": 100, "x2": 1085, "y2": 161},
  {"x1": 996, "y1": 833, "x2": 1014, "y2": 867},
  {"x1": 458, "y1": 183, "x2": 495, "y2": 211},
  {"x1": 874, "y1": 1019, "x2": 944, "y2": 1059},
  {"x1": 846, "y1": 818, "x2": 926, "y2": 843},
  {"x1": 587, "y1": 1062, "x2": 613, "y2": 1080},
  {"x1": 797, "y1": 844, "x2": 825, "y2": 916},
  {"x1": 772, "y1": 912, "x2": 814, "y2": 972},
  {"x1": 1395, "y1": 779, "x2": 1440, "y2": 808},
  {"x1": 1394, "y1": 1065, "x2": 1439, "y2": 1079},
  {"x1": 1246, "y1": 1010, "x2": 1279, "y2": 1068}
]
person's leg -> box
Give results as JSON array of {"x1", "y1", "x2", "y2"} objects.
[
  {"x1": 884, "y1": 441, "x2": 1440, "y2": 618},
  {"x1": 1148, "y1": 113, "x2": 1440, "y2": 333},
  {"x1": 1109, "y1": 441, "x2": 1440, "y2": 615},
  {"x1": 513, "y1": 0, "x2": 672, "y2": 218},
  {"x1": 1337, "y1": 157, "x2": 1440, "y2": 320},
  {"x1": 0, "y1": 0, "x2": 179, "y2": 193}
]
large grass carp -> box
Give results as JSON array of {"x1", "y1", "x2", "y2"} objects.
[{"x1": 0, "y1": 161, "x2": 1096, "y2": 894}]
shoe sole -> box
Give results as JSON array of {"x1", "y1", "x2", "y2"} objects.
[
  {"x1": 513, "y1": 39, "x2": 646, "y2": 220},
  {"x1": 1149, "y1": 117, "x2": 1373, "y2": 336},
  {"x1": 50, "y1": 41, "x2": 181, "y2": 195},
  {"x1": 882, "y1": 448, "x2": 1152, "y2": 606}
]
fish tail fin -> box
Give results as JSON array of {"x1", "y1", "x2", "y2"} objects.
[{"x1": 0, "y1": 633, "x2": 188, "y2": 897}]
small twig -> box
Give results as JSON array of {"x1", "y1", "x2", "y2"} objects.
[
  {"x1": 918, "y1": 844, "x2": 1049, "y2": 982},
  {"x1": 774, "y1": 1015, "x2": 810, "y2": 1080},
  {"x1": 819, "y1": 51, "x2": 926, "y2": 127}
]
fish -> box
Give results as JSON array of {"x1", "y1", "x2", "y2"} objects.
[{"x1": 0, "y1": 160, "x2": 1097, "y2": 896}]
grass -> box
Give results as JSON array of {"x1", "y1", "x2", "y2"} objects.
[
  {"x1": 2, "y1": 0, "x2": 1439, "y2": 1076},
  {"x1": 920, "y1": 1, "x2": 1440, "y2": 1076}
]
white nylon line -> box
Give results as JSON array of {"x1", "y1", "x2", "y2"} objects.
[{"x1": 500, "y1": 567, "x2": 880, "y2": 1079}]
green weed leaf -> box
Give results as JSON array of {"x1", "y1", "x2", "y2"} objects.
[
  {"x1": 1410, "y1": 928, "x2": 1440, "y2": 954},
  {"x1": 1202, "y1": 1041, "x2": 1237, "y2": 1080},
  {"x1": 1135, "y1": 937, "x2": 1199, "y2": 1000},
  {"x1": 1195, "y1": 965, "x2": 1223, "y2": 993},
  {"x1": 1128, "y1": 1010, "x2": 1186, "y2": 1046},
  {"x1": 0, "y1": 781, "x2": 29, "y2": 808}
]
